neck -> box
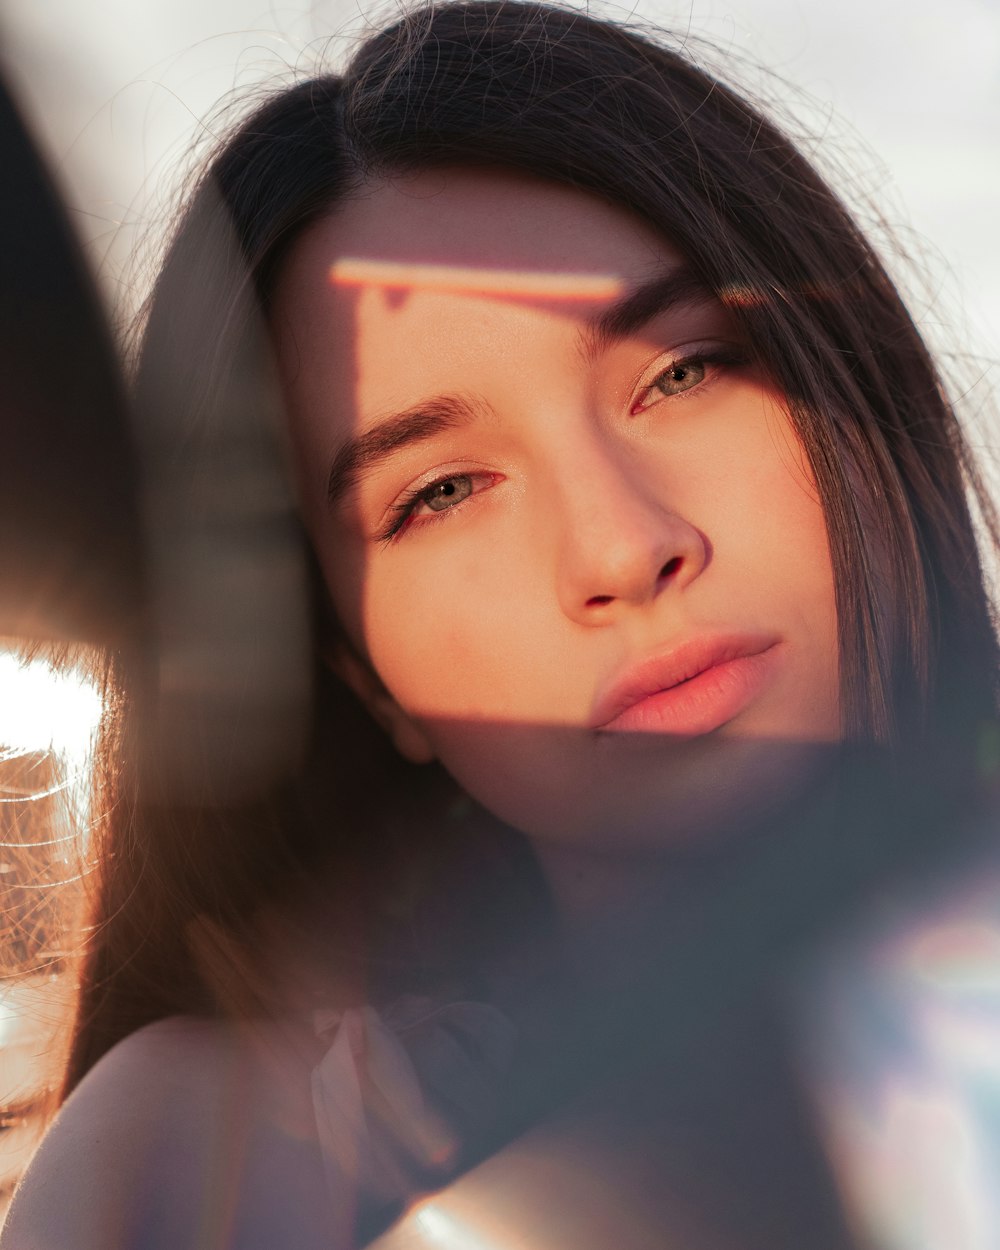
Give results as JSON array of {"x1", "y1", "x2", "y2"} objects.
[{"x1": 490, "y1": 757, "x2": 849, "y2": 1040}]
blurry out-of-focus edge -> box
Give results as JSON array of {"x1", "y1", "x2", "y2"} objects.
[
  {"x1": 0, "y1": 38, "x2": 305, "y2": 1214},
  {"x1": 367, "y1": 1119, "x2": 705, "y2": 1250},
  {"x1": 0, "y1": 58, "x2": 134, "y2": 1219},
  {"x1": 131, "y1": 170, "x2": 312, "y2": 809}
]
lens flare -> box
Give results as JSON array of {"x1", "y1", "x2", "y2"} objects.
[{"x1": 0, "y1": 650, "x2": 102, "y2": 765}]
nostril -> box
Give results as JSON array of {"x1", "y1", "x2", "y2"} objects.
[{"x1": 585, "y1": 559, "x2": 682, "y2": 607}]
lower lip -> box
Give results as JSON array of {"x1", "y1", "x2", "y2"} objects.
[{"x1": 597, "y1": 647, "x2": 779, "y2": 737}]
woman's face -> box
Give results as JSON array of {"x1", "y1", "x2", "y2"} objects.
[{"x1": 272, "y1": 170, "x2": 840, "y2": 849}]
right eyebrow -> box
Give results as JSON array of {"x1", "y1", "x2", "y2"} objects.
[
  {"x1": 326, "y1": 394, "x2": 478, "y2": 507},
  {"x1": 325, "y1": 267, "x2": 715, "y2": 507},
  {"x1": 581, "y1": 265, "x2": 715, "y2": 360}
]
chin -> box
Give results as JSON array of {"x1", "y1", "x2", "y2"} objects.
[{"x1": 507, "y1": 735, "x2": 841, "y2": 855}]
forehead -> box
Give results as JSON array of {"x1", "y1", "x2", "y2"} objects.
[
  {"x1": 270, "y1": 169, "x2": 686, "y2": 497},
  {"x1": 302, "y1": 167, "x2": 678, "y2": 275},
  {"x1": 271, "y1": 169, "x2": 684, "y2": 349}
]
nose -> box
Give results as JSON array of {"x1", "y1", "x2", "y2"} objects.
[{"x1": 554, "y1": 446, "x2": 708, "y2": 626}]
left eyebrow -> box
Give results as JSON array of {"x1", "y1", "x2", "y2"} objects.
[
  {"x1": 581, "y1": 265, "x2": 715, "y2": 360},
  {"x1": 325, "y1": 265, "x2": 714, "y2": 507},
  {"x1": 326, "y1": 394, "x2": 479, "y2": 507}
]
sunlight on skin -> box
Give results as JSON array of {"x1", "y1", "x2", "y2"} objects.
[
  {"x1": 376, "y1": 1134, "x2": 684, "y2": 1250},
  {"x1": 277, "y1": 171, "x2": 840, "y2": 853},
  {"x1": 411, "y1": 1199, "x2": 506, "y2": 1250},
  {"x1": 330, "y1": 259, "x2": 626, "y2": 302}
]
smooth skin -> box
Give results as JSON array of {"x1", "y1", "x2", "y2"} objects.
[{"x1": 273, "y1": 169, "x2": 841, "y2": 864}]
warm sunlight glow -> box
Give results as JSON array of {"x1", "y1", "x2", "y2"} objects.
[
  {"x1": 330, "y1": 257, "x2": 625, "y2": 301},
  {"x1": 0, "y1": 647, "x2": 104, "y2": 856},
  {"x1": 0, "y1": 652, "x2": 104, "y2": 1214},
  {"x1": 0, "y1": 651, "x2": 102, "y2": 769},
  {"x1": 406, "y1": 1197, "x2": 510, "y2": 1250}
]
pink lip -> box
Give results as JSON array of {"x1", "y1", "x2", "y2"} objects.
[{"x1": 591, "y1": 634, "x2": 781, "y2": 736}]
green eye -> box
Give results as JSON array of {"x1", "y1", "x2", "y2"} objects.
[
  {"x1": 424, "y1": 475, "x2": 474, "y2": 512},
  {"x1": 380, "y1": 471, "x2": 496, "y2": 543},
  {"x1": 653, "y1": 359, "x2": 706, "y2": 397}
]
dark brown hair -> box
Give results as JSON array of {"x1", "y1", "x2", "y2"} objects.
[{"x1": 63, "y1": 0, "x2": 998, "y2": 1095}]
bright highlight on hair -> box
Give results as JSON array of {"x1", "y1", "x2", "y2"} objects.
[
  {"x1": 0, "y1": 650, "x2": 102, "y2": 765},
  {"x1": 330, "y1": 258, "x2": 625, "y2": 301}
]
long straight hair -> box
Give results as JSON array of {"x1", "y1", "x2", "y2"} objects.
[{"x1": 63, "y1": 0, "x2": 999, "y2": 1096}]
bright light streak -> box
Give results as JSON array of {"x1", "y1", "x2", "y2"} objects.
[
  {"x1": 0, "y1": 648, "x2": 104, "y2": 856},
  {"x1": 411, "y1": 1199, "x2": 502, "y2": 1250},
  {"x1": 330, "y1": 258, "x2": 625, "y2": 301},
  {"x1": 0, "y1": 650, "x2": 103, "y2": 767}
]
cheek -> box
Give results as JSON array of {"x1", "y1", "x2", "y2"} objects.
[{"x1": 352, "y1": 553, "x2": 524, "y2": 720}]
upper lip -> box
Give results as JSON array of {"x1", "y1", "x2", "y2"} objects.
[{"x1": 589, "y1": 633, "x2": 779, "y2": 729}]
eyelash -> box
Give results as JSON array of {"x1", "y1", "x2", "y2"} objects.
[
  {"x1": 631, "y1": 345, "x2": 748, "y2": 414},
  {"x1": 377, "y1": 471, "x2": 499, "y2": 544},
  {"x1": 376, "y1": 345, "x2": 748, "y2": 544}
]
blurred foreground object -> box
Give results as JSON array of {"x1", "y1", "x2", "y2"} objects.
[
  {"x1": 0, "y1": 68, "x2": 310, "y2": 803},
  {"x1": 0, "y1": 76, "x2": 140, "y2": 645},
  {"x1": 133, "y1": 175, "x2": 311, "y2": 806},
  {"x1": 365, "y1": 755, "x2": 1000, "y2": 1250},
  {"x1": 0, "y1": 58, "x2": 311, "y2": 1215},
  {"x1": 0, "y1": 74, "x2": 140, "y2": 1215}
]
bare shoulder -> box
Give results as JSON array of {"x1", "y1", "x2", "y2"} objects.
[{"x1": 1, "y1": 1016, "x2": 335, "y2": 1250}]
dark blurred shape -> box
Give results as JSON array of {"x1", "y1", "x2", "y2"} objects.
[
  {"x1": 0, "y1": 70, "x2": 311, "y2": 803},
  {"x1": 362, "y1": 744, "x2": 1000, "y2": 1250},
  {"x1": 0, "y1": 75, "x2": 142, "y2": 645},
  {"x1": 132, "y1": 173, "x2": 311, "y2": 806}
]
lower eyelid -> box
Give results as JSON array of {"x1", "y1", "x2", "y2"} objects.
[
  {"x1": 632, "y1": 362, "x2": 711, "y2": 413},
  {"x1": 632, "y1": 349, "x2": 745, "y2": 414},
  {"x1": 381, "y1": 471, "x2": 500, "y2": 542}
]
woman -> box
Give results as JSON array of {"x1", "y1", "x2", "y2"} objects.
[{"x1": 3, "y1": 4, "x2": 997, "y2": 1247}]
